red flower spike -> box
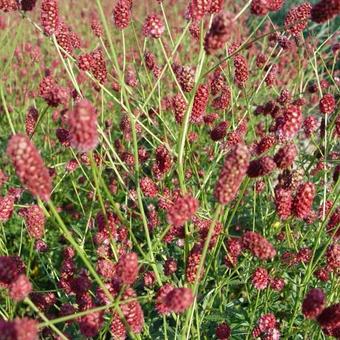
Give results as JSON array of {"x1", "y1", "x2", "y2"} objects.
[
  {"x1": 293, "y1": 182, "x2": 315, "y2": 219},
  {"x1": 302, "y1": 288, "x2": 326, "y2": 319},
  {"x1": 68, "y1": 99, "x2": 98, "y2": 152},
  {"x1": 7, "y1": 134, "x2": 52, "y2": 201},
  {"x1": 214, "y1": 144, "x2": 250, "y2": 205}
]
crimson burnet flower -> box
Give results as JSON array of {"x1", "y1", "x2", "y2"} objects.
[
  {"x1": 7, "y1": 134, "x2": 52, "y2": 201},
  {"x1": 120, "y1": 288, "x2": 144, "y2": 334},
  {"x1": 188, "y1": 0, "x2": 212, "y2": 21},
  {"x1": 303, "y1": 116, "x2": 319, "y2": 137},
  {"x1": 257, "y1": 313, "x2": 277, "y2": 333},
  {"x1": 0, "y1": 256, "x2": 25, "y2": 286},
  {"x1": 214, "y1": 144, "x2": 250, "y2": 205},
  {"x1": 267, "y1": 0, "x2": 284, "y2": 11},
  {"x1": 247, "y1": 156, "x2": 276, "y2": 178},
  {"x1": 116, "y1": 252, "x2": 138, "y2": 285},
  {"x1": 275, "y1": 105, "x2": 303, "y2": 141},
  {"x1": 274, "y1": 187, "x2": 292, "y2": 220},
  {"x1": 90, "y1": 48, "x2": 107, "y2": 84},
  {"x1": 25, "y1": 107, "x2": 39, "y2": 136},
  {"x1": 234, "y1": 55, "x2": 249, "y2": 88},
  {"x1": 67, "y1": 99, "x2": 98, "y2": 152},
  {"x1": 224, "y1": 237, "x2": 242, "y2": 268},
  {"x1": 311, "y1": 0, "x2": 340, "y2": 23},
  {"x1": 0, "y1": 318, "x2": 39, "y2": 340},
  {"x1": 0, "y1": 194, "x2": 15, "y2": 223},
  {"x1": 256, "y1": 53, "x2": 267, "y2": 68},
  {"x1": 302, "y1": 288, "x2": 326, "y2": 319},
  {"x1": 210, "y1": 69, "x2": 226, "y2": 95},
  {"x1": 212, "y1": 87, "x2": 231, "y2": 110},
  {"x1": 319, "y1": 93, "x2": 336, "y2": 114},
  {"x1": 18, "y1": 205, "x2": 45, "y2": 239},
  {"x1": 204, "y1": 13, "x2": 232, "y2": 54},
  {"x1": 251, "y1": 0, "x2": 269, "y2": 16},
  {"x1": 326, "y1": 207, "x2": 339, "y2": 238},
  {"x1": 9, "y1": 274, "x2": 32, "y2": 301},
  {"x1": 190, "y1": 84, "x2": 210, "y2": 123},
  {"x1": 317, "y1": 303, "x2": 340, "y2": 331},
  {"x1": 167, "y1": 194, "x2": 199, "y2": 227},
  {"x1": 284, "y1": 2, "x2": 312, "y2": 36},
  {"x1": 40, "y1": 0, "x2": 59, "y2": 36},
  {"x1": 265, "y1": 64, "x2": 278, "y2": 87},
  {"x1": 274, "y1": 143, "x2": 297, "y2": 169},
  {"x1": 209, "y1": 0, "x2": 224, "y2": 13},
  {"x1": 256, "y1": 134, "x2": 276, "y2": 155},
  {"x1": 210, "y1": 121, "x2": 229, "y2": 141},
  {"x1": 296, "y1": 247, "x2": 312, "y2": 263},
  {"x1": 1, "y1": 0, "x2": 20, "y2": 11},
  {"x1": 56, "y1": 128, "x2": 71, "y2": 147},
  {"x1": 186, "y1": 243, "x2": 204, "y2": 283},
  {"x1": 252, "y1": 267, "x2": 269, "y2": 290},
  {"x1": 156, "y1": 284, "x2": 175, "y2": 315},
  {"x1": 269, "y1": 277, "x2": 285, "y2": 291},
  {"x1": 242, "y1": 231, "x2": 276, "y2": 260},
  {"x1": 164, "y1": 258, "x2": 177, "y2": 276},
  {"x1": 326, "y1": 244, "x2": 340, "y2": 271},
  {"x1": 56, "y1": 20, "x2": 75, "y2": 58},
  {"x1": 152, "y1": 145, "x2": 172, "y2": 179},
  {"x1": 140, "y1": 177, "x2": 158, "y2": 198},
  {"x1": 30, "y1": 292, "x2": 56, "y2": 311},
  {"x1": 314, "y1": 267, "x2": 330, "y2": 282},
  {"x1": 91, "y1": 19, "x2": 103, "y2": 37},
  {"x1": 79, "y1": 311, "x2": 104, "y2": 338},
  {"x1": 110, "y1": 312, "x2": 126, "y2": 339},
  {"x1": 113, "y1": 0, "x2": 132, "y2": 29},
  {"x1": 144, "y1": 271, "x2": 156, "y2": 287},
  {"x1": 293, "y1": 182, "x2": 315, "y2": 219},
  {"x1": 278, "y1": 89, "x2": 291, "y2": 105},
  {"x1": 216, "y1": 322, "x2": 231, "y2": 339},
  {"x1": 78, "y1": 53, "x2": 93, "y2": 71},
  {"x1": 172, "y1": 93, "x2": 187, "y2": 123},
  {"x1": 175, "y1": 65, "x2": 195, "y2": 92},
  {"x1": 165, "y1": 287, "x2": 194, "y2": 313},
  {"x1": 142, "y1": 14, "x2": 164, "y2": 38},
  {"x1": 96, "y1": 259, "x2": 116, "y2": 280}
]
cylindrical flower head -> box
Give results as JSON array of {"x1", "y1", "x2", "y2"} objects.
[
  {"x1": 204, "y1": 13, "x2": 232, "y2": 54},
  {"x1": 234, "y1": 55, "x2": 249, "y2": 88},
  {"x1": 40, "y1": 0, "x2": 59, "y2": 36},
  {"x1": 19, "y1": 205, "x2": 45, "y2": 239},
  {"x1": 251, "y1": 0, "x2": 269, "y2": 16},
  {"x1": 113, "y1": 0, "x2": 131, "y2": 29},
  {"x1": 116, "y1": 252, "x2": 139, "y2": 285},
  {"x1": 7, "y1": 134, "x2": 52, "y2": 201},
  {"x1": 0, "y1": 0, "x2": 19, "y2": 11},
  {"x1": 247, "y1": 156, "x2": 276, "y2": 178},
  {"x1": 252, "y1": 267, "x2": 269, "y2": 290},
  {"x1": 0, "y1": 194, "x2": 15, "y2": 223},
  {"x1": 275, "y1": 105, "x2": 303, "y2": 141},
  {"x1": 311, "y1": 0, "x2": 340, "y2": 23},
  {"x1": 9, "y1": 274, "x2": 32, "y2": 301},
  {"x1": 317, "y1": 303, "x2": 340, "y2": 331},
  {"x1": 167, "y1": 194, "x2": 199, "y2": 227},
  {"x1": 302, "y1": 288, "x2": 326, "y2": 319},
  {"x1": 190, "y1": 84, "x2": 209, "y2": 123},
  {"x1": 188, "y1": 0, "x2": 212, "y2": 21},
  {"x1": 319, "y1": 93, "x2": 336, "y2": 114},
  {"x1": 68, "y1": 99, "x2": 98, "y2": 152},
  {"x1": 274, "y1": 187, "x2": 292, "y2": 220},
  {"x1": 293, "y1": 182, "x2": 315, "y2": 219},
  {"x1": 165, "y1": 287, "x2": 194, "y2": 313},
  {"x1": 142, "y1": 14, "x2": 164, "y2": 38},
  {"x1": 274, "y1": 143, "x2": 297, "y2": 169},
  {"x1": 216, "y1": 322, "x2": 231, "y2": 339},
  {"x1": 209, "y1": 0, "x2": 224, "y2": 13},
  {"x1": 242, "y1": 231, "x2": 276, "y2": 260},
  {"x1": 284, "y1": 2, "x2": 312, "y2": 36},
  {"x1": 25, "y1": 107, "x2": 39, "y2": 137},
  {"x1": 214, "y1": 144, "x2": 250, "y2": 205}
]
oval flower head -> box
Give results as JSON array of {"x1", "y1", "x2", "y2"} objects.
[
  {"x1": 7, "y1": 134, "x2": 52, "y2": 201},
  {"x1": 68, "y1": 99, "x2": 98, "y2": 152}
]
